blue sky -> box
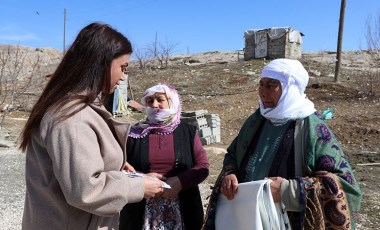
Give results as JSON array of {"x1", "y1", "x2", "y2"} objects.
[{"x1": 1, "y1": 0, "x2": 379, "y2": 55}]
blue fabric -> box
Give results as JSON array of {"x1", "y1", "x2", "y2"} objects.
[{"x1": 112, "y1": 87, "x2": 119, "y2": 114}]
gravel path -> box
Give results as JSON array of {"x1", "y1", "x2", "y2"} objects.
[
  {"x1": 0, "y1": 147, "x2": 212, "y2": 230},
  {"x1": 1, "y1": 146, "x2": 375, "y2": 229},
  {"x1": 0, "y1": 148, "x2": 25, "y2": 230}
]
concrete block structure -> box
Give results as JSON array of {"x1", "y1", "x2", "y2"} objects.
[
  {"x1": 244, "y1": 27, "x2": 303, "y2": 60},
  {"x1": 205, "y1": 114, "x2": 221, "y2": 143},
  {"x1": 181, "y1": 110, "x2": 221, "y2": 145}
]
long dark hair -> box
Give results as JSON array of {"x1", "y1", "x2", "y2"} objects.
[{"x1": 19, "y1": 22, "x2": 132, "y2": 151}]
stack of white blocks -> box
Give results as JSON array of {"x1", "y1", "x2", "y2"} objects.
[
  {"x1": 118, "y1": 78, "x2": 129, "y2": 104},
  {"x1": 181, "y1": 110, "x2": 221, "y2": 145},
  {"x1": 205, "y1": 114, "x2": 221, "y2": 143}
]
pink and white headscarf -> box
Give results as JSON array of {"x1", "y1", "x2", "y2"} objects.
[
  {"x1": 129, "y1": 84, "x2": 182, "y2": 138},
  {"x1": 259, "y1": 58, "x2": 316, "y2": 124}
]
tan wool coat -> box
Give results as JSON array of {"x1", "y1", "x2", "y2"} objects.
[{"x1": 22, "y1": 99, "x2": 144, "y2": 230}]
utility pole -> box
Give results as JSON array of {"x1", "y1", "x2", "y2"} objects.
[
  {"x1": 63, "y1": 8, "x2": 67, "y2": 55},
  {"x1": 154, "y1": 32, "x2": 158, "y2": 58},
  {"x1": 334, "y1": 0, "x2": 346, "y2": 83}
]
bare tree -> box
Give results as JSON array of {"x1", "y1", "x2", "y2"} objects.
[
  {"x1": 365, "y1": 14, "x2": 380, "y2": 60},
  {"x1": 145, "y1": 34, "x2": 178, "y2": 69},
  {"x1": 0, "y1": 45, "x2": 46, "y2": 127},
  {"x1": 133, "y1": 46, "x2": 153, "y2": 71},
  {"x1": 361, "y1": 14, "x2": 380, "y2": 96},
  {"x1": 157, "y1": 39, "x2": 178, "y2": 68},
  {"x1": 146, "y1": 32, "x2": 159, "y2": 63}
]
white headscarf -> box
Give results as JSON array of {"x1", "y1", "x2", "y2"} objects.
[
  {"x1": 259, "y1": 58, "x2": 316, "y2": 124},
  {"x1": 129, "y1": 84, "x2": 182, "y2": 138},
  {"x1": 141, "y1": 84, "x2": 181, "y2": 124}
]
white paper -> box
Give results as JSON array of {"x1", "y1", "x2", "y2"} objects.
[{"x1": 123, "y1": 171, "x2": 171, "y2": 189}]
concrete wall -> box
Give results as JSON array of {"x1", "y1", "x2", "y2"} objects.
[
  {"x1": 244, "y1": 31, "x2": 302, "y2": 60},
  {"x1": 285, "y1": 40, "x2": 302, "y2": 59},
  {"x1": 267, "y1": 35, "x2": 286, "y2": 59},
  {"x1": 244, "y1": 35, "x2": 256, "y2": 61}
]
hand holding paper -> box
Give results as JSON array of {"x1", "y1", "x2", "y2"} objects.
[{"x1": 123, "y1": 171, "x2": 171, "y2": 189}]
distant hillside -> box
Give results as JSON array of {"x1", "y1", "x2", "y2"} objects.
[
  {"x1": 0, "y1": 44, "x2": 62, "y2": 80},
  {"x1": 1, "y1": 44, "x2": 377, "y2": 82}
]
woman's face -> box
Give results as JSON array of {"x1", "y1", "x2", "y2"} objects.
[
  {"x1": 108, "y1": 54, "x2": 131, "y2": 93},
  {"x1": 145, "y1": 93, "x2": 170, "y2": 109},
  {"x1": 259, "y1": 77, "x2": 282, "y2": 108}
]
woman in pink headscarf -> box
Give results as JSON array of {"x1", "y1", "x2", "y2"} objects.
[{"x1": 119, "y1": 83, "x2": 209, "y2": 230}]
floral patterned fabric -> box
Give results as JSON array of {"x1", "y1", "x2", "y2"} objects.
[
  {"x1": 143, "y1": 197, "x2": 185, "y2": 230},
  {"x1": 305, "y1": 112, "x2": 362, "y2": 220},
  {"x1": 291, "y1": 171, "x2": 352, "y2": 229}
]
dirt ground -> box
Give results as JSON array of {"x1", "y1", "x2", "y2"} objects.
[{"x1": 1, "y1": 51, "x2": 379, "y2": 228}]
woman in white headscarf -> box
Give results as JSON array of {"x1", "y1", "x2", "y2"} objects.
[
  {"x1": 204, "y1": 59, "x2": 362, "y2": 230},
  {"x1": 119, "y1": 83, "x2": 209, "y2": 230}
]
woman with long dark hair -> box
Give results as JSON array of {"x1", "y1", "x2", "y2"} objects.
[{"x1": 19, "y1": 22, "x2": 164, "y2": 230}]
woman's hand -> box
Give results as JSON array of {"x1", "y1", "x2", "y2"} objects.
[
  {"x1": 220, "y1": 174, "x2": 239, "y2": 200},
  {"x1": 267, "y1": 177, "x2": 283, "y2": 203},
  {"x1": 146, "y1": 172, "x2": 166, "y2": 181},
  {"x1": 161, "y1": 176, "x2": 182, "y2": 199},
  {"x1": 143, "y1": 177, "x2": 165, "y2": 199},
  {"x1": 122, "y1": 162, "x2": 135, "y2": 172}
]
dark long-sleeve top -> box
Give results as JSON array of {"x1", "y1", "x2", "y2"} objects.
[{"x1": 149, "y1": 132, "x2": 209, "y2": 189}]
